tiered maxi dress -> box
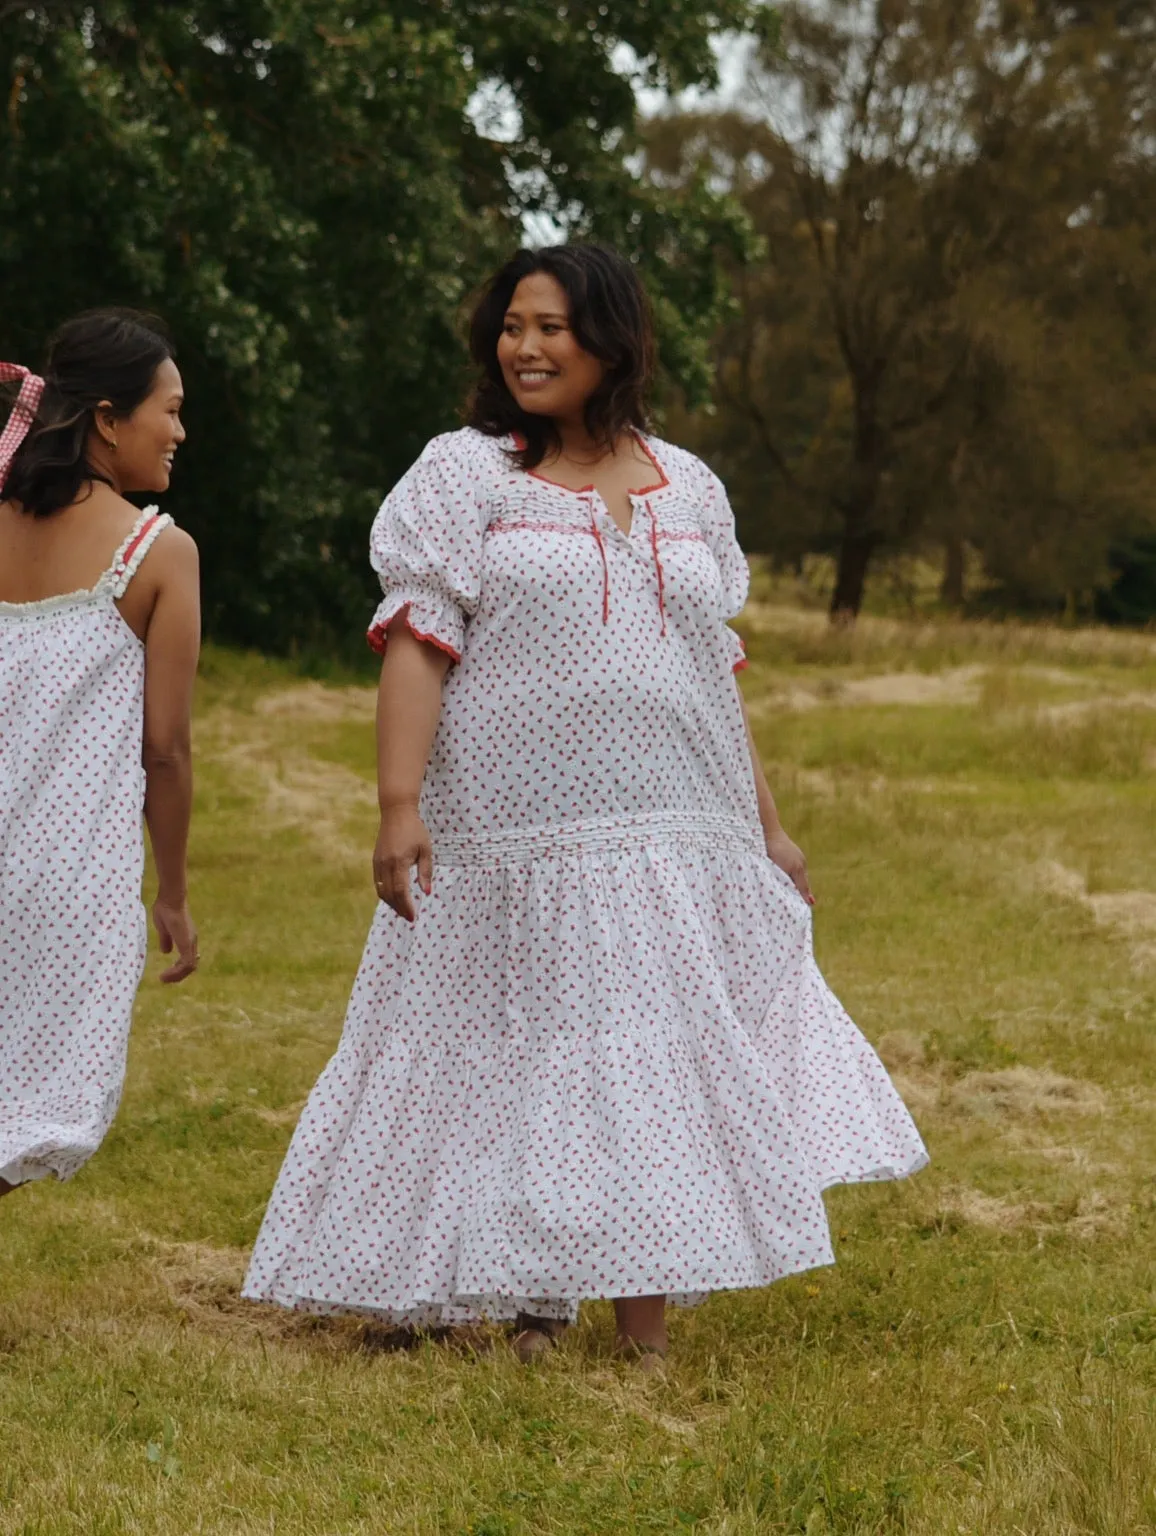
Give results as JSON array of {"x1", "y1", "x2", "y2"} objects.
[
  {"x1": 0, "y1": 508, "x2": 172, "y2": 1184},
  {"x1": 243, "y1": 430, "x2": 927, "y2": 1324}
]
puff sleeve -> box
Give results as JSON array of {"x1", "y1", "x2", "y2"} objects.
[
  {"x1": 367, "y1": 432, "x2": 489, "y2": 663},
  {"x1": 702, "y1": 466, "x2": 751, "y2": 674}
]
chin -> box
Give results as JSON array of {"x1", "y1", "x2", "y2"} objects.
[{"x1": 513, "y1": 394, "x2": 562, "y2": 417}]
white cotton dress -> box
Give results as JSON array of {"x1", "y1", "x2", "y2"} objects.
[
  {"x1": 243, "y1": 430, "x2": 927, "y2": 1324},
  {"x1": 0, "y1": 507, "x2": 171, "y2": 1185}
]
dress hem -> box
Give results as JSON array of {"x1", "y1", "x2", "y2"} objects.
[{"x1": 241, "y1": 1249, "x2": 838, "y2": 1324}]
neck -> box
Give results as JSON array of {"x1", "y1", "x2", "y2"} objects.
[
  {"x1": 551, "y1": 414, "x2": 632, "y2": 462},
  {"x1": 85, "y1": 435, "x2": 122, "y2": 495}
]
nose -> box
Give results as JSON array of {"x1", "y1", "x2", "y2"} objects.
[
  {"x1": 174, "y1": 418, "x2": 187, "y2": 444},
  {"x1": 515, "y1": 329, "x2": 542, "y2": 362}
]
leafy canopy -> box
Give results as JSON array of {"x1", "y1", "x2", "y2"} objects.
[{"x1": 1, "y1": 0, "x2": 771, "y2": 648}]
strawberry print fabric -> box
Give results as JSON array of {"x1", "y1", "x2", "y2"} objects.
[
  {"x1": 243, "y1": 431, "x2": 927, "y2": 1323},
  {"x1": 0, "y1": 508, "x2": 171, "y2": 1184}
]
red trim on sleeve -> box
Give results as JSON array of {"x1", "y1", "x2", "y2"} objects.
[{"x1": 367, "y1": 603, "x2": 462, "y2": 663}]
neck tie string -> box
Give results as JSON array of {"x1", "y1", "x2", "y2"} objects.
[
  {"x1": 586, "y1": 493, "x2": 610, "y2": 623},
  {"x1": 647, "y1": 500, "x2": 667, "y2": 636}
]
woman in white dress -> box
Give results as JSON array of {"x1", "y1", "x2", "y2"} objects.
[
  {"x1": 243, "y1": 245, "x2": 927, "y2": 1365},
  {"x1": 0, "y1": 309, "x2": 201, "y2": 1196}
]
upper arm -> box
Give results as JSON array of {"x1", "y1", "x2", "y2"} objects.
[{"x1": 141, "y1": 527, "x2": 201, "y2": 760}]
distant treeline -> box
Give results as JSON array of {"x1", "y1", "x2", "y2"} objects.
[
  {"x1": 658, "y1": 2, "x2": 1156, "y2": 623},
  {"x1": 3, "y1": 3, "x2": 1154, "y2": 645}
]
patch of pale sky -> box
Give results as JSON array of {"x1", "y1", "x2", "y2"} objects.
[{"x1": 465, "y1": 34, "x2": 752, "y2": 244}]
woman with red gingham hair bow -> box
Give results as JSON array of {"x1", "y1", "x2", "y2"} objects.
[{"x1": 0, "y1": 310, "x2": 201, "y2": 1196}]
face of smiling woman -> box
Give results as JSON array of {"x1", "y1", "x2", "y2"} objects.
[{"x1": 496, "y1": 272, "x2": 606, "y2": 426}]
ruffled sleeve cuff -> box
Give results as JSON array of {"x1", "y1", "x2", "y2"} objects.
[
  {"x1": 367, "y1": 587, "x2": 465, "y2": 663},
  {"x1": 726, "y1": 625, "x2": 748, "y2": 674}
]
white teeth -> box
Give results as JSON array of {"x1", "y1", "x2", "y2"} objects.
[{"x1": 518, "y1": 371, "x2": 556, "y2": 382}]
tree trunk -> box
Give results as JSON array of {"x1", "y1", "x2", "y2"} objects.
[
  {"x1": 940, "y1": 533, "x2": 965, "y2": 607},
  {"x1": 829, "y1": 528, "x2": 875, "y2": 623}
]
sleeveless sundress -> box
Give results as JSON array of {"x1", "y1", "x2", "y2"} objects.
[
  {"x1": 244, "y1": 430, "x2": 927, "y2": 1324},
  {"x1": 0, "y1": 507, "x2": 172, "y2": 1184}
]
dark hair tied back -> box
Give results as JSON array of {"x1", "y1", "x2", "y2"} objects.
[
  {"x1": 467, "y1": 243, "x2": 654, "y2": 470},
  {"x1": 1, "y1": 308, "x2": 174, "y2": 518}
]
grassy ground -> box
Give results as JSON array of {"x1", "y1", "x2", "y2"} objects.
[{"x1": 2, "y1": 600, "x2": 1155, "y2": 1535}]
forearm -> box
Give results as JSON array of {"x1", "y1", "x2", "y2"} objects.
[
  {"x1": 143, "y1": 748, "x2": 193, "y2": 901},
  {"x1": 377, "y1": 620, "x2": 452, "y2": 810},
  {"x1": 738, "y1": 688, "x2": 781, "y2": 837}
]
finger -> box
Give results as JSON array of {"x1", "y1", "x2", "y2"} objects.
[
  {"x1": 387, "y1": 862, "x2": 416, "y2": 923},
  {"x1": 161, "y1": 955, "x2": 197, "y2": 984},
  {"x1": 417, "y1": 842, "x2": 433, "y2": 897},
  {"x1": 793, "y1": 866, "x2": 815, "y2": 906},
  {"x1": 161, "y1": 944, "x2": 199, "y2": 984},
  {"x1": 154, "y1": 916, "x2": 174, "y2": 954}
]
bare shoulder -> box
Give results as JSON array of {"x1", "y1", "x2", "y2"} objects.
[
  {"x1": 130, "y1": 520, "x2": 198, "y2": 611},
  {"x1": 151, "y1": 521, "x2": 199, "y2": 569}
]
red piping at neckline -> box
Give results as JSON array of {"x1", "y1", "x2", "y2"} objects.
[{"x1": 512, "y1": 430, "x2": 670, "y2": 501}]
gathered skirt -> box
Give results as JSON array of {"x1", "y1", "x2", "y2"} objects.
[{"x1": 243, "y1": 823, "x2": 927, "y2": 1325}]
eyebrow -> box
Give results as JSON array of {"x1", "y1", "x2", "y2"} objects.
[{"x1": 504, "y1": 309, "x2": 568, "y2": 322}]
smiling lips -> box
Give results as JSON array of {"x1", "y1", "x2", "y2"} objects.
[{"x1": 515, "y1": 370, "x2": 559, "y2": 391}]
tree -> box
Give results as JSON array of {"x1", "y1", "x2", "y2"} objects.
[
  {"x1": 650, "y1": 0, "x2": 1156, "y2": 620},
  {"x1": 0, "y1": 1, "x2": 769, "y2": 650}
]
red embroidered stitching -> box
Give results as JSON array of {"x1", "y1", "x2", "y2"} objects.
[{"x1": 489, "y1": 520, "x2": 589, "y2": 536}]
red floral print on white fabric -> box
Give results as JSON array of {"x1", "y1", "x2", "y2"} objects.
[
  {"x1": 243, "y1": 431, "x2": 927, "y2": 1325},
  {"x1": 0, "y1": 509, "x2": 172, "y2": 1185}
]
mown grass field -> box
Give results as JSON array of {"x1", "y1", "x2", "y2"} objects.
[{"x1": 2, "y1": 593, "x2": 1155, "y2": 1535}]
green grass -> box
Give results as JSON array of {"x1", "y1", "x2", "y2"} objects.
[{"x1": 2, "y1": 607, "x2": 1155, "y2": 1534}]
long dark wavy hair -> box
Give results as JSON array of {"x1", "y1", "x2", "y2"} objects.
[
  {"x1": 467, "y1": 243, "x2": 655, "y2": 471},
  {"x1": 2, "y1": 308, "x2": 175, "y2": 519}
]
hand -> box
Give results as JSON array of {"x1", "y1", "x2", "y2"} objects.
[
  {"x1": 373, "y1": 804, "x2": 433, "y2": 923},
  {"x1": 153, "y1": 896, "x2": 199, "y2": 982},
  {"x1": 764, "y1": 828, "x2": 815, "y2": 906}
]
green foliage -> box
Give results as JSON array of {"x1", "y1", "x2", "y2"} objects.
[
  {"x1": 0, "y1": 1, "x2": 762, "y2": 649},
  {"x1": 654, "y1": 1, "x2": 1156, "y2": 620}
]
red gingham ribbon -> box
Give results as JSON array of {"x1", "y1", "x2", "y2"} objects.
[{"x1": 0, "y1": 362, "x2": 46, "y2": 492}]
